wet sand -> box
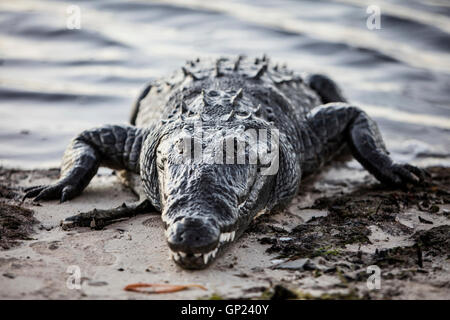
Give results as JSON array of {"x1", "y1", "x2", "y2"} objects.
[{"x1": 0, "y1": 163, "x2": 448, "y2": 300}]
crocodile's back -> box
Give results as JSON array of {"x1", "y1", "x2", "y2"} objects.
[{"x1": 132, "y1": 56, "x2": 322, "y2": 129}]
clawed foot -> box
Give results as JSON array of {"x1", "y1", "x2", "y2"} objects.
[
  {"x1": 382, "y1": 163, "x2": 430, "y2": 187},
  {"x1": 23, "y1": 181, "x2": 80, "y2": 203}
]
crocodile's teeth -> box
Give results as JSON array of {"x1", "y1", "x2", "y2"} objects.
[
  {"x1": 219, "y1": 231, "x2": 236, "y2": 243},
  {"x1": 170, "y1": 232, "x2": 234, "y2": 265},
  {"x1": 203, "y1": 252, "x2": 209, "y2": 265}
]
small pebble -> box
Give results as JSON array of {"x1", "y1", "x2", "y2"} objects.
[
  {"x1": 429, "y1": 205, "x2": 439, "y2": 213},
  {"x1": 40, "y1": 224, "x2": 53, "y2": 231},
  {"x1": 88, "y1": 281, "x2": 108, "y2": 287},
  {"x1": 48, "y1": 243, "x2": 59, "y2": 250},
  {"x1": 250, "y1": 267, "x2": 263, "y2": 272}
]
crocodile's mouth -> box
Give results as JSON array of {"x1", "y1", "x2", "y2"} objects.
[{"x1": 169, "y1": 230, "x2": 237, "y2": 269}]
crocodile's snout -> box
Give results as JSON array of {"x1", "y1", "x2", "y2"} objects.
[
  {"x1": 167, "y1": 217, "x2": 220, "y2": 253},
  {"x1": 166, "y1": 214, "x2": 239, "y2": 269}
]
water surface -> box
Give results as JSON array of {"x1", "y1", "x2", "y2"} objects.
[{"x1": 0, "y1": 0, "x2": 449, "y2": 168}]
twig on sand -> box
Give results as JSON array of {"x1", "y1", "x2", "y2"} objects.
[{"x1": 124, "y1": 283, "x2": 207, "y2": 294}]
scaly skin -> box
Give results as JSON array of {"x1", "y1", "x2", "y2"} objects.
[{"x1": 24, "y1": 56, "x2": 429, "y2": 269}]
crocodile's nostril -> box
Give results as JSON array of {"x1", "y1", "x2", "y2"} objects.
[{"x1": 167, "y1": 217, "x2": 219, "y2": 253}]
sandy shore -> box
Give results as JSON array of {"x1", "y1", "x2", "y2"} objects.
[{"x1": 0, "y1": 162, "x2": 449, "y2": 300}]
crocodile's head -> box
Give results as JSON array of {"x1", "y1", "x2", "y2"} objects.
[{"x1": 147, "y1": 119, "x2": 279, "y2": 269}]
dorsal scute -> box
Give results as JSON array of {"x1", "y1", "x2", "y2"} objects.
[
  {"x1": 178, "y1": 55, "x2": 302, "y2": 86},
  {"x1": 133, "y1": 55, "x2": 320, "y2": 129},
  {"x1": 166, "y1": 55, "x2": 305, "y2": 125}
]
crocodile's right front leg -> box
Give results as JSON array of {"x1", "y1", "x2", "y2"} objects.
[
  {"x1": 61, "y1": 200, "x2": 155, "y2": 230},
  {"x1": 24, "y1": 125, "x2": 147, "y2": 202}
]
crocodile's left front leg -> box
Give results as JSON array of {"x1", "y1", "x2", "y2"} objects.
[
  {"x1": 23, "y1": 125, "x2": 156, "y2": 228},
  {"x1": 24, "y1": 124, "x2": 147, "y2": 202},
  {"x1": 302, "y1": 103, "x2": 429, "y2": 186}
]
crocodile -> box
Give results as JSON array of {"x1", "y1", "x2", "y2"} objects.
[{"x1": 24, "y1": 55, "x2": 428, "y2": 269}]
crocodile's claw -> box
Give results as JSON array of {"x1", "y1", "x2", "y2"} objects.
[
  {"x1": 23, "y1": 182, "x2": 79, "y2": 203},
  {"x1": 383, "y1": 163, "x2": 430, "y2": 187}
]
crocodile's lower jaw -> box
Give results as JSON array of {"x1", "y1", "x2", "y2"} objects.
[{"x1": 169, "y1": 231, "x2": 236, "y2": 269}]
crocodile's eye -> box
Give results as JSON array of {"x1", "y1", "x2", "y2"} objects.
[
  {"x1": 236, "y1": 111, "x2": 250, "y2": 118},
  {"x1": 208, "y1": 90, "x2": 219, "y2": 97}
]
